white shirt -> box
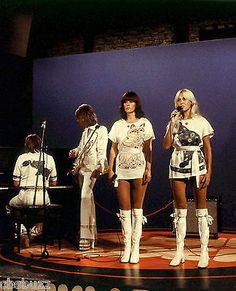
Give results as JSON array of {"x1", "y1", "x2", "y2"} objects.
[
  {"x1": 13, "y1": 151, "x2": 57, "y2": 188},
  {"x1": 109, "y1": 117, "x2": 155, "y2": 179},
  {"x1": 167, "y1": 115, "x2": 214, "y2": 183}
]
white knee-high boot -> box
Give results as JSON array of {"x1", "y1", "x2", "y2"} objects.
[
  {"x1": 196, "y1": 208, "x2": 213, "y2": 268},
  {"x1": 130, "y1": 208, "x2": 143, "y2": 264},
  {"x1": 119, "y1": 209, "x2": 132, "y2": 263},
  {"x1": 170, "y1": 208, "x2": 187, "y2": 266}
]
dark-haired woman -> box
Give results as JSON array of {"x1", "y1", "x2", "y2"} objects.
[
  {"x1": 108, "y1": 91, "x2": 155, "y2": 263},
  {"x1": 9, "y1": 134, "x2": 57, "y2": 247},
  {"x1": 69, "y1": 104, "x2": 108, "y2": 251}
]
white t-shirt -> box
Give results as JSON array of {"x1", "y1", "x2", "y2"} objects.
[
  {"x1": 13, "y1": 152, "x2": 57, "y2": 188},
  {"x1": 109, "y1": 117, "x2": 155, "y2": 179},
  {"x1": 168, "y1": 115, "x2": 214, "y2": 180}
]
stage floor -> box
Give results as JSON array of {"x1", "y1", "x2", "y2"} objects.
[{"x1": 0, "y1": 230, "x2": 236, "y2": 290}]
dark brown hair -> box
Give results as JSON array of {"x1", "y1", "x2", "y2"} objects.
[
  {"x1": 24, "y1": 134, "x2": 41, "y2": 153},
  {"x1": 119, "y1": 91, "x2": 145, "y2": 119},
  {"x1": 75, "y1": 104, "x2": 98, "y2": 126}
]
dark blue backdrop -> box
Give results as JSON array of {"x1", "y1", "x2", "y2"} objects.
[{"x1": 33, "y1": 38, "x2": 236, "y2": 229}]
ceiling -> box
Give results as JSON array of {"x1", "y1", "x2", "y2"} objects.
[
  {"x1": 3, "y1": 0, "x2": 236, "y2": 30},
  {"x1": 51, "y1": 1, "x2": 235, "y2": 27},
  {"x1": 1, "y1": 0, "x2": 236, "y2": 57}
]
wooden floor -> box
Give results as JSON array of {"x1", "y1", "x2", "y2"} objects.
[{"x1": 0, "y1": 230, "x2": 236, "y2": 290}]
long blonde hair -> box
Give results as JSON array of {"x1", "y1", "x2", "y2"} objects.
[{"x1": 174, "y1": 88, "x2": 201, "y2": 117}]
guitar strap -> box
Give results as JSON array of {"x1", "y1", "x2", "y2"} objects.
[
  {"x1": 77, "y1": 124, "x2": 100, "y2": 160},
  {"x1": 70, "y1": 125, "x2": 100, "y2": 176}
]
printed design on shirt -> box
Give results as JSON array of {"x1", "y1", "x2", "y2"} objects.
[
  {"x1": 171, "y1": 164, "x2": 206, "y2": 174},
  {"x1": 171, "y1": 123, "x2": 205, "y2": 173},
  {"x1": 178, "y1": 151, "x2": 204, "y2": 168},
  {"x1": 118, "y1": 123, "x2": 145, "y2": 170},
  {"x1": 119, "y1": 152, "x2": 144, "y2": 170},
  {"x1": 22, "y1": 160, "x2": 51, "y2": 178},
  {"x1": 177, "y1": 122, "x2": 201, "y2": 146},
  {"x1": 121, "y1": 123, "x2": 145, "y2": 149}
]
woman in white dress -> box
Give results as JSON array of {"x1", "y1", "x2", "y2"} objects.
[
  {"x1": 69, "y1": 104, "x2": 108, "y2": 251},
  {"x1": 163, "y1": 89, "x2": 214, "y2": 268},
  {"x1": 108, "y1": 91, "x2": 155, "y2": 264}
]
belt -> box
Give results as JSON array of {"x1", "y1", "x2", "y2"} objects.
[{"x1": 175, "y1": 146, "x2": 201, "y2": 188}]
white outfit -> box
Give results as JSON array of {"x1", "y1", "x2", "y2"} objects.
[
  {"x1": 109, "y1": 117, "x2": 154, "y2": 263},
  {"x1": 109, "y1": 118, "x2": 155, "y2": 181},
  {"x1": 78, "y1": 173, "x2": 97, "y2": 241},
  {"x1": 72, "y1": 124, "x2": 108, "y2": 242},
  {"x1": 10, "y1": 152, "x2": 57, "y2": 207},
  {"x1": 167, "y1": 116, "x2": 214, "y2": 187},
  {"x1": 73, "y1": 124, "x2": 108, "y2": 174}
]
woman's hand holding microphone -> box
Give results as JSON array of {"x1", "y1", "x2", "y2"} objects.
[{"x1": 170, "y1": 106, "x2": 182, "y2": 125}]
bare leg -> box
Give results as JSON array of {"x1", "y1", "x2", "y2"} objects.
[
  {"x1": 170, "y1": 179, "x2": 188, "y2": 209},
  {"x1": 131, "y1": 178, "x2": 148, "y2": 209},
  {"x1": 193, "y1": 175, "x2": 207, "y2": 209},
  {"x1": 117, "y1": 179, "x2": 131, "y2": 210}
]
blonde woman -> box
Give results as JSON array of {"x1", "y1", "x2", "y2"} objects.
[{"x1": 163, "y1": 89, "x2": 214, "y2": 268}]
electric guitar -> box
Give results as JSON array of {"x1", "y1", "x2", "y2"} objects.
[{"x1": 69, "y1": 155, "x2": 84, "y2": 176}]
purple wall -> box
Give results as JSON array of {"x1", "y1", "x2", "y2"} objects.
[{"x1": 33, "y1": 38, "x2": 236, "y2": 229}]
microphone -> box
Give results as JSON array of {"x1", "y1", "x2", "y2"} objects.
[
  {"x1": 176, "y1": 106, "x2": 183, "y2": 112},
  {"x1": 111, "y1": 174, "x2": 117, "y2": 183},
  {"x1": 170, "y1": 106, "x2": 182, "y2": 120},
  {"x1": 41, "y1": 120, "x2": 47, "y2": 128},
  {"x1": 95, "y1": 124, "x2": 100, "y2": 129}
]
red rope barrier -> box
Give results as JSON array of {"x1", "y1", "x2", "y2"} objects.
[
  {"x1": 145, "y1": 200, "x2": 174, "y2": 217},
  {"x1": 94, "y1": 199, "x2": 174, "y2": 218},
  {"x1": 94, "y1": 200, "x2": 117, "y2": 216}
]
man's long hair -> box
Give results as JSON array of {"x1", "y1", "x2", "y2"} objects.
[
  {"x1": 75, "y1": 104, "x2": 98, "y2": 126},
  {"x1": 24, "y1": 134, "x2": 41, "y2": 153}
]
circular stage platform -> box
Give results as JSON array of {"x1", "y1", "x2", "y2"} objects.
[{"x1": 1, "y1": 230, "x2": 236, "y2": 290}]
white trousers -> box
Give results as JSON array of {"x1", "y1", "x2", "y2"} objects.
[
  {"x1": 9, "y1": 189, "x2": 50, "y2": 207},
  {"x1": 79, "y1": 172, "x2": 97, "y2": 241},
  {"x1": 9, "y1": 189, "x2": 49, "y2": 237}
]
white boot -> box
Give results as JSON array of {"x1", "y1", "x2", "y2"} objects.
[
  {"x1": 130, "y1": 208, "x2": 143, "y2": 264},
  {"x1": 170, "y1": 209, "x2": 187, "y2": 266},
  {"x1": 196, "y1": 208, "x2": 213, "y2": 268},
  {"x1": 118, "y1": 209, "x2": 132, "y2": 263}
]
